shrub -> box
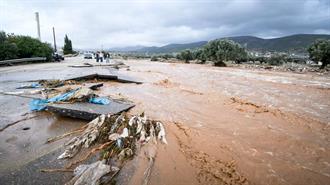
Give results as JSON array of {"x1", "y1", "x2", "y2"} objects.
[
  {"x1": 177, "y1": 50, "x2": 193, "y2": 63},
  {"x1": 193, "y1": 49, "x2": 207, "y2": 63},
  {"x1": 266, "y1": 55, "x2": 286, "y2": 66},
  {"x1": 150, "y1": 56, "x2": 158, "y2": 61}
]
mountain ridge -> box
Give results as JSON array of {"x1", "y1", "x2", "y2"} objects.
[{"x1": 110, "y1": 34, "x2": 330, "y2": 53}]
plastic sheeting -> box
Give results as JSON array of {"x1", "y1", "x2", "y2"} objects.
[
  {"x1": 89, "y1": 97, "x2": 110, "y2": 105},
  {"x1": 17, "y1": 83, "x2": 41, "y2": 89},
  {"x1": 29, "y1": 88, "x2": 110, "y2": 111}
]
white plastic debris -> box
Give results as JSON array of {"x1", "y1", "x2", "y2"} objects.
[
  {"x1": 156, "y1": 122, "x2": 168, "y2": 144},
  {"x1": 65, "y1": 160, "x2": 119, "y2": 185},
  {"x1": 128, "y1": 115, "x2": 137, "y2": 126},
  {"x1": 108, "y1": 133, "x2": 120, "y2": 141},
  {"x1": 120, "y1": 128, "x2": 129, "y2": 138}
]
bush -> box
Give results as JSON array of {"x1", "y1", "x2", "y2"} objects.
[
  {"x1": 177, "y1": 50, "x2": 193, "y2": 63},
  {"x1": 0, "y1": 31, "x2": 53, "y2": 61},
  {"x1": 266, "y1": 55, "x2": 286, "y2": 66},
  {"x1": 150, "y1": 56, "x2": 158, "y2": 61},
  {"x1": 193, "y1": 49, "x2": 207, "y2": 63},
  {"x1": 159, "y1": 54, "x2": 174, "y2": 60}
]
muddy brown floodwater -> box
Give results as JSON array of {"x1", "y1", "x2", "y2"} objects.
[{"x1": 0, "y1": 57, "x2": 329, "y2": 185}]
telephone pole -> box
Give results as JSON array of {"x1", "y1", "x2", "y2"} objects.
[
  {"x1": 35, "y1": 12, "x2": 41, "y2": 40},
  {"x1": 52, "y1": 27, "x2": 57, "y2": 52}
]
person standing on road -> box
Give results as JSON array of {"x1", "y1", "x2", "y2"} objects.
[
  {"x1": 99, "y1": 51, "x2": 104, "y2": 62},
  {"x1": 96, "y1": 52, "x2": 100, "y2": 62},
  {"x1": 106, "y1": 52, "x2": 110, "y2": 63}
]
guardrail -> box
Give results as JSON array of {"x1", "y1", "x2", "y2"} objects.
[{"x1": 0, "y1": 57, "x2": 47, "y2": 65}]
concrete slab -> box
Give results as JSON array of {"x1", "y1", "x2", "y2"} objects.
[
  {"x1": 46, "y1": 100, "x2": 134, "y2": 120},
  {"x1": 64, "y1": 73, "x2": 142, "y2": 84}
]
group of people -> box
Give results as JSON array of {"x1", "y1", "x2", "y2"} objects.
[{"x1": 95, "y1": 51, "x2": 110, "y2": 63}]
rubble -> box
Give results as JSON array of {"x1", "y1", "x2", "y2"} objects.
[
  {"x1": 46, "y1": 101, "x2": 134, "y2": 120},
  {"x1": 53, "y1": 113, "x2": 167, "y2": 184},
  {"x1": 58, "y1": 115, "x2": 108, "y2": 159}
]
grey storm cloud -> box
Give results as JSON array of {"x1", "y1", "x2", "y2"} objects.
[{"x1": 0, "y1": 0, "x2": 329, "y2": 49}]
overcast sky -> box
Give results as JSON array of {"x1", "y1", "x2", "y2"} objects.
[{"x1": 0, "y1": 0, "x2": 329, "y2": 49}]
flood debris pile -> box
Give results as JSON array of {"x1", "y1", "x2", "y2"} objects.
[
  {"x1": 53, "y1": 113, "x2": 167, "y2": 185},
  {"x1": 17, "y1": 79, "x2": 72, "y2": 89}
]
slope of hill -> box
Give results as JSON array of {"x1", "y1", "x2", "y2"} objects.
[
  {"x1": 133, "y1": 34, "x2": 330, "y2": 53},
  {"x1": 138, "y1": 41, "x2": 207, "y2": 53},
  {"x1": 227, "y1": 34, "x2": 330, "y2": 52}
]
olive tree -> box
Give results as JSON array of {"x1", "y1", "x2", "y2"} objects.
[
  {"x1": 203, "y1": 39, "x2": 247, "y2": 66},
  {"x1": 193, "y1": 49, "x2": 207, "y2": 63},
  {"x1": 177, "y1": 49, "x2": 193, "y2": 63},
  {"x1": 308, "y1": 39, "x2": 330, "y2": 69}
]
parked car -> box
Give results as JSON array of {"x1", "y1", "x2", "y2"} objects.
[
  {"x1": 53, "y1": 52, "x2": 64, "y2": 62},
  {"x1": 84, "y1": 52, "x2": 93, "y2": 59}
]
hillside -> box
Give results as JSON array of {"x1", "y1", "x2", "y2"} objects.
[
  {"x1": 132, "y1": 34, "x2": 330, "y2": 53},
  {"x1": 227, "y1": 34, "x2": 330, "y2": 52},
  {"x1": 137, "y1": 41, "x2": 207, "y2": 53}
]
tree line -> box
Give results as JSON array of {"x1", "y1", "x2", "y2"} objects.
[
  {"x1": 174, "y1": 39, "x2": 329, "y2": 68},
  {"x1": 0, "y1": 31, "x2": 76, "y2": 61},
  {"x1": 0, "y1": 31, "x2": 53, "y2": 61}
]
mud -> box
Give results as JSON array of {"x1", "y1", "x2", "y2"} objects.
[{"x1": 0, "y1": 57, "x2": 329, "y2": 185}]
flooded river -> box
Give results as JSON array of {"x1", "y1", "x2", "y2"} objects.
[{"x1": 0, "y1": 57, "x2": 329, "y2": 185}]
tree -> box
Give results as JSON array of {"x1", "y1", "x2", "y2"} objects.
[
  {"x1": 63, "y1": 34, "x2": 73, "y2": 54},
  {"x1": 0, "y1": 31, "x2": 18, "y2": 60},
  {"x1": 177, "y1": 50, "x2": 193, "y2": 63},
  {"x1": 193, "y1": 49, "x2": 207, "y2": 63},
  {"x1": 203, "y1": 39, "x2": 248, "y2": 66},
  {"x1": 308, "y1": 39, "x2": 330, "y2": 69}
]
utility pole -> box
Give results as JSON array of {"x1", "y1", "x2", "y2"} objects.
[
  {"x1": 52, "y1": 27, "x2": 57, "y2": 52},
  {"x1": 35, "y1": 12, "x2": 41, "y2": 40}
]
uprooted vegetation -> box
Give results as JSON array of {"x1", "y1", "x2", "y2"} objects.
[{"x1": 44, "y1": 112, "x2": 167, "y2": 185}]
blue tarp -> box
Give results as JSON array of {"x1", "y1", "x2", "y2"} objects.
[
  {"x1": 89, "y1": 97, "x2": 110, "y2": 105},
  {"x1": 29, "y1": 88, "x2": 110, "y2": 111},
  {"x1": 29, "y1": 88, "x2": 79, "y2": 111},
  {"x1": 17, "y1": 83, "x2": 41, "y2": 89}
]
